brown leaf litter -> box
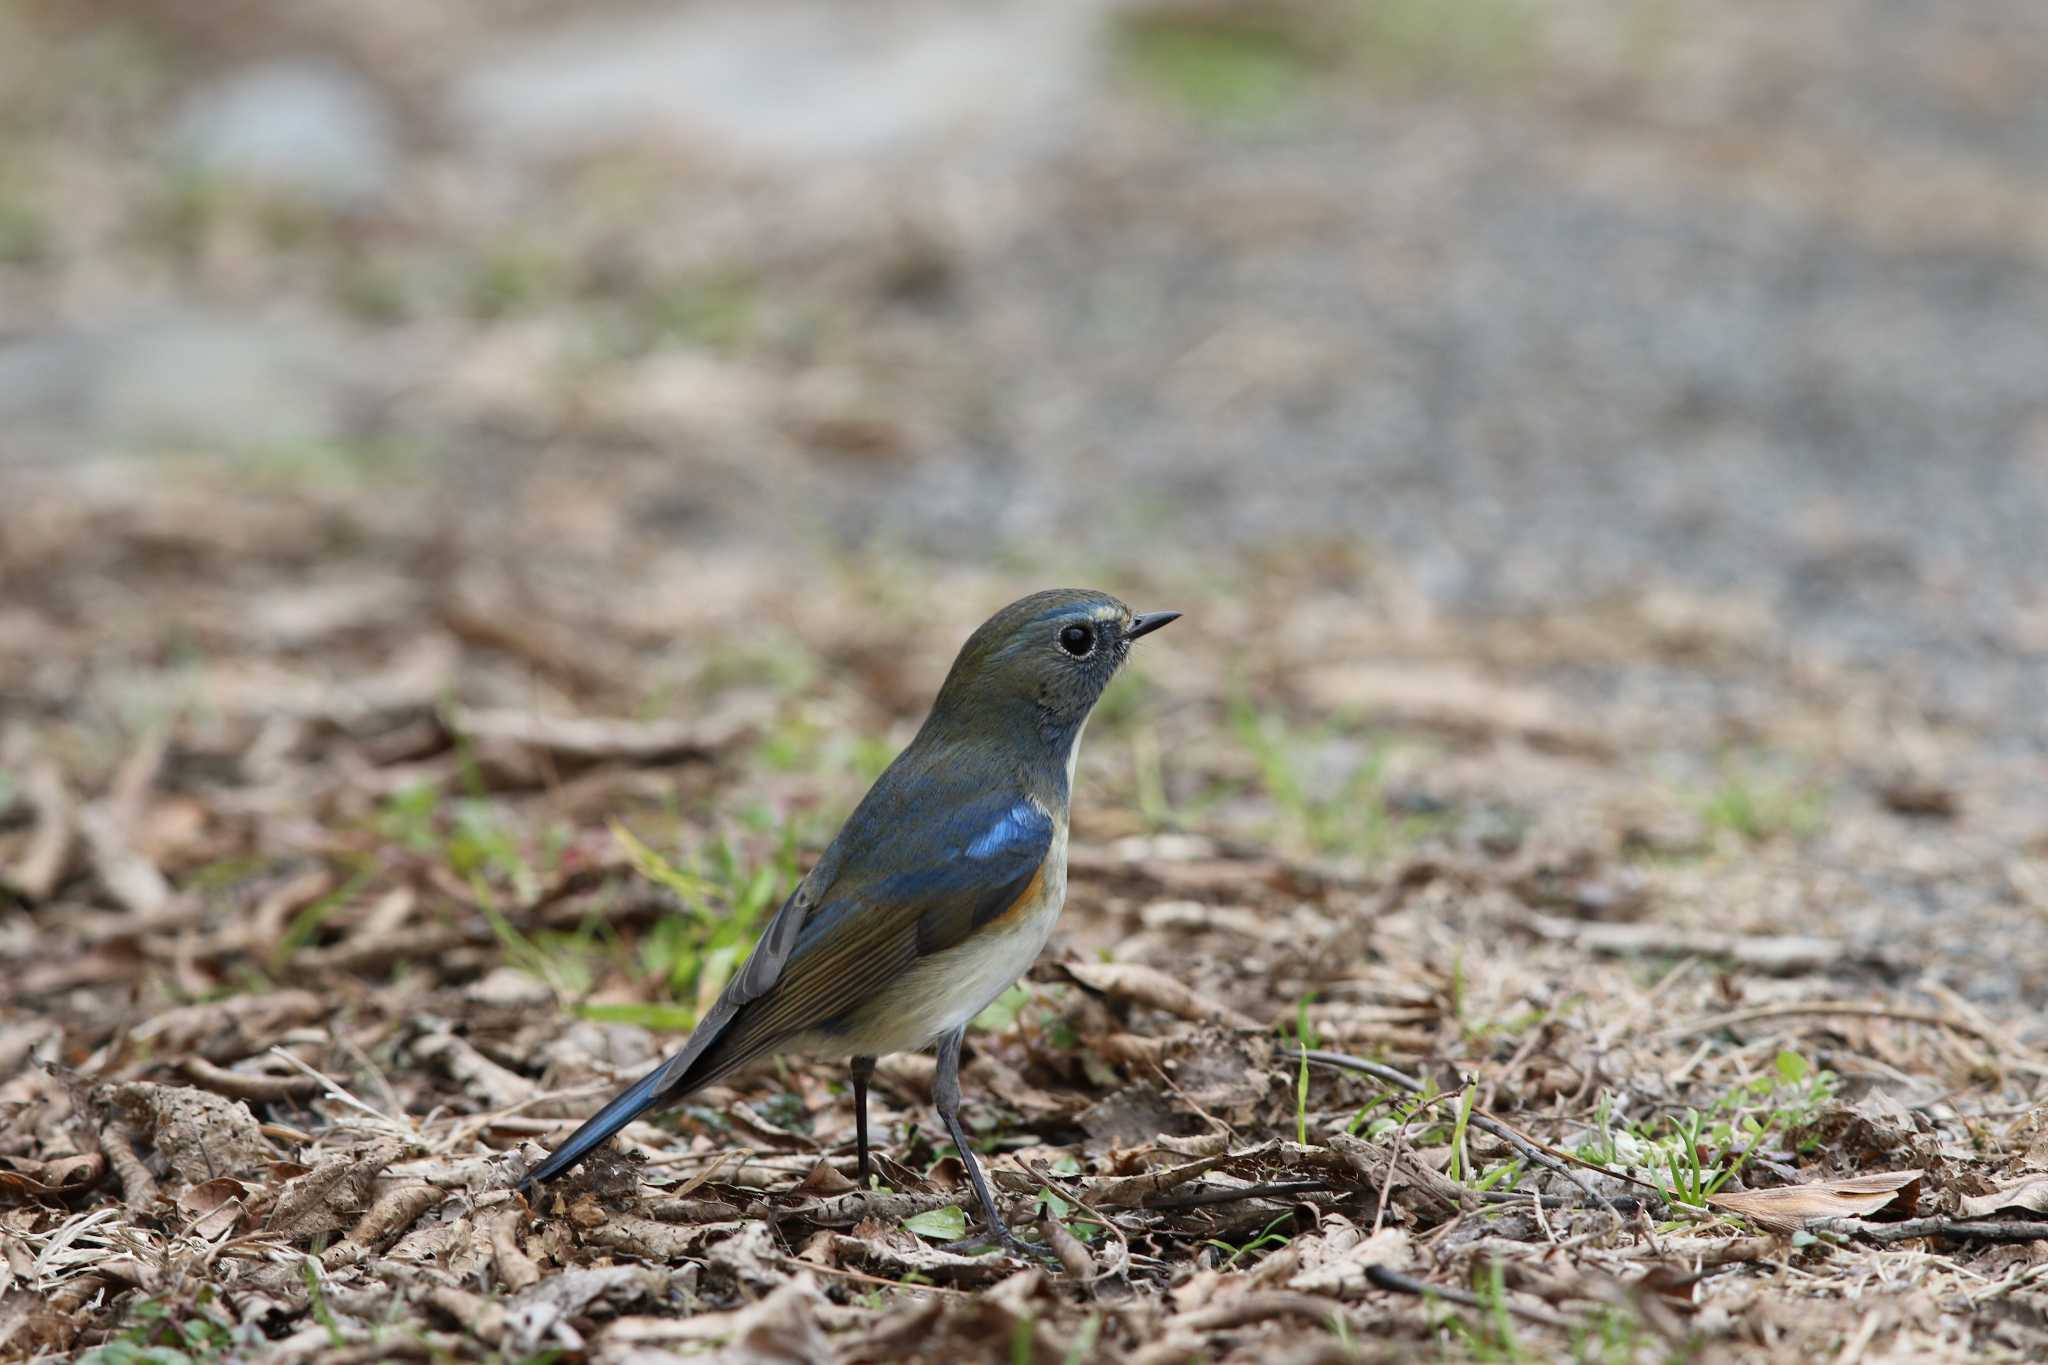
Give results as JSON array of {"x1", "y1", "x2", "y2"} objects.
[{"x1": 4, "y1": 475, "x2": 2048, "y2": 1363}]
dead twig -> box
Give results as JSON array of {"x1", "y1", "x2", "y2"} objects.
[
  {"x1": 441, "y1": 701, "x2": 762, "y2": 765},
  {"x1": 1039, "y1": 1212, "x2": 1097, "y2": 1280},
  {"x1": 1303, "y1": 1051, "x2": 1627, "y2": 1218},
  {"x1": 1147, "y1": 1179, "x2": 1337, "y2": 1210},
  {"x1": 1364, "y1": 1263, "x2": 1577, "y2": 1330},
  {"x1": 267, "y1": 1046, "x2": 416, "y2": 1142},
  {"x1": 770, "y1": 1255, "x2": 972, "y2": 1296},
  {"x1": 1519, "y1": 913, "x2": 1846, "y2": 975},
  {"x1": 1084, "y1": 1150, "x2": 1241, "y2": 1209},
  {"x1": 76, "y1": 801, "x2": 174, "y2": 917},
  {"x1": 179, "y1": 1056, "x2": 324, "y2": 1104},
  {"x1": 1813, "y1": 1215, "x2": 2048, "y2": 1245},
  {"x1": 1026, "y1": 1157, "x2": 1131, "y2": 1285}
]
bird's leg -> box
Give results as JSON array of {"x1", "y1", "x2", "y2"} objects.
[
  {"x1": 850, "y1": 1054, "x2": 876, "y2": 1187},
  {"x1": 933, "y1": 1028, "x2": 1055, "y2": 1264}
]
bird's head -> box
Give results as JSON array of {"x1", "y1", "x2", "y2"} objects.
[{"x1": 927, "y1": 588, "x2": 1179, "y2": 748}]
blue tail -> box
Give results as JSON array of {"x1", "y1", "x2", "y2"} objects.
[{"x1": 518, "y1": 1060, "x2": 680, "y2": 1190}]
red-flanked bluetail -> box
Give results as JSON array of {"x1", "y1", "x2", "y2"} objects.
[{"x1": 518, "y1": 589, "x2": 1180, "y2": 1260}]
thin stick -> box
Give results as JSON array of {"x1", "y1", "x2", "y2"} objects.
[
  {"x1": 1303, "y1": 1051, "x2": 1628, "y2": 1218},
  {"x1": 1373, "y1": 1090, "x2": 1461, "y2": 1236},
  {"x1": 267, "y1": 1046, "x2": 413, "y2": 1138},
  {"x1": 1025, "y1": 1157, "x2": 1132, "y2": 1285},
  {"x1": 1147, "y1": 1179, "x2": 1337, "y2": 1210},
  {"x1": 435, "y1": 1082, "x2": 614, "y2": 1151},
  {"x1": 770, "y1": 1255, "x2": 973, "y2": 1296},
  {"x1": 1147, "y1": 1059, "x2": 1237, "y2": 1140},
  {"x1": 670, "y1": 1149, "x2": 737, "y2": 1200},
  {"x1": 1364, "y1": 1263, "x2": 1577, "y2": 1330},
  {"x1": 1813, "y1": 1216, "x2": 2048, "y2": 1245}
]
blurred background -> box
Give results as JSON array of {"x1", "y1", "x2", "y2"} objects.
[
  {"x1": 3, "y1": 0, "x2": 2044, "y2": 639},
  {"x1": 3, "y1": 1, "x2": 2047, "y2": 1001}
]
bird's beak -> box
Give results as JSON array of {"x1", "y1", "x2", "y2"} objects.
[{"x1": 1126, "y1": 611, "x2": 1181, "y2": 641}]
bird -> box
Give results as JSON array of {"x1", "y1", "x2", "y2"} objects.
[{"x1": 518, "y1": 588, "x2": 1180, "y2": 1259}]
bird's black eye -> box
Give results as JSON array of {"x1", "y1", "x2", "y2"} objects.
[{"x1": 1059, "y1": 624, "x2": 1095, "y2": 658}]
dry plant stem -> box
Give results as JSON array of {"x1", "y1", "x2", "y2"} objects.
[
  {"x1": 1147, "y1": 1059, "x2": 1237, "y2": 1139},
  {"x1": 267, "y1": 1046, "x2": 415, "y2": 1140},
  {"x1": 668, "y1": 1148, "x2": 737, "y2": 1199},
  {"x1": 434, "y1": 596, "x2": 621, "y2": 696},
  {"x1": 1303, "y1": 1050, "x2": 1625, "y2": 1218},
  {"x1": 1367, "y1": 1092, "x2": 1462, "y2": 1235},
  {"x1": 1059, "y1": 961, "x2": 1261, "y2": 1029},
  {"x1": 1364, "y1": 1263, "x2": 1577, "y2": 1330},
  {"x1": 438, "y1": 1082, "x2": 614, "y2": 1151},
  {"x1": 639, "y1": 1145, "x2": 780, "y2": 1168},
  {"x1": 771, "y1": 1255, "x2": 972, "y2": 1296},
  {"x1": 767, "y1": 1187, "x2": 977, "y2": 1228},
  {"x1": 1086, "y1": 1152, "x2": 1235, "y2": 1208}
]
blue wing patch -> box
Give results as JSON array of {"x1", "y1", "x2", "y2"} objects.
[
  {"x1": 965, "y1": 800, "x2": 1052, "y2": 860},
  {"x1": 785, "y1": 791, "x2": 1056, "y2": 965},
  {"x1": 786, "y1": 792, "x2": 1055, "y2": 963}
]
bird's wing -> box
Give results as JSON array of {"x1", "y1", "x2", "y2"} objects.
[
  {"x1": 519, "y1": 780, "x2": 1052, "y2": 1187},
  {"x1": 689, "y1": 784, "x2": 1055, "y2": 1075}
]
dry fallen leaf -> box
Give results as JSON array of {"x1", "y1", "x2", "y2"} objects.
[
  {"x1": 1706, "y1": 1170, "x2": 1922, "y2": 1232},
  {"x1": 265, "y1": 1139, "x2": 406, "y2": 1241},
  {"x1": 0, "y1": 1153, "x2": 105, "y2": 1201},
  {"x1": 1958, "y1": 1174, "x2": 2048, "y2": 1219},
  {"x1": 101, "y1": 1082, "x2": 276, "y2": 1185},
  {"x1": 792, "y1": 1159, "x2": 854, "y2": 1197},
  {"x1": 176, "y1": 1177, "x2": 252, "y2": 1239},
  {"x1": 1286, "y1": 1220, "x2": 1413, "y2": 1297},
  {"x1": 1056, "y1": 960, "x2": 1260, "y2": 1030}
]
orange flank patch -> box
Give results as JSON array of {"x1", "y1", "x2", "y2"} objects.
[{"x1": 983, "y1": 862, "x2": 1049, "y2": 930}]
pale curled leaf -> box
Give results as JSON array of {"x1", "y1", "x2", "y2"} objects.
[
  {"x1": 1056, "y1": 961, "x2": 1259, "y2": 1029},
  {"x1": 1958, "y1": 1174, "x2": 2048, "y2": 1219},
  {"x1": 1706, "y1": 1170, "x2": 1921, "y2": 1231},
  {"x1": 902, "y1": 1206, "x2": 969, "y2": 1240}
]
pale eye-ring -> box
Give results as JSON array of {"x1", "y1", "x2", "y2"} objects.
[{"x1": 1058, "y1": 623, "x2": 1096, "y2": 657}]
